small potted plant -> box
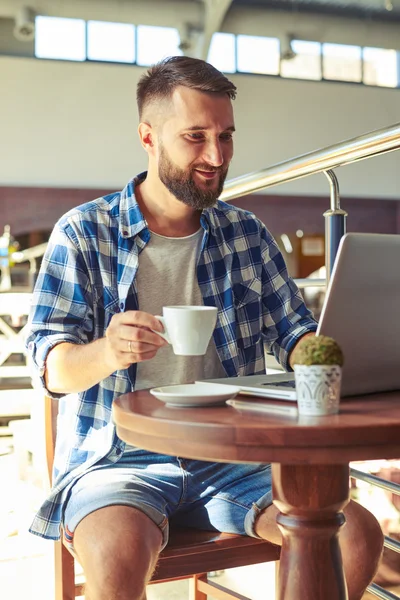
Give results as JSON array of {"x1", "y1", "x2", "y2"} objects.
[{"x1": 291, "y1": 335, "x2": 344, "y2": 416}]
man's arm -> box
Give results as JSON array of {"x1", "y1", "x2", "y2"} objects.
[
  {"x1": 26, "y1": 220, "x2": 167, "y2": 396},
  {"x1": 44, "y1": 311, "x2": 167, "y2": 395},
  {"x1": 45, "y1": 338, "x2": 113, "y2": 394},
  {"x1": 258, "y1": 224, "x2": 318, "y2": 371}
]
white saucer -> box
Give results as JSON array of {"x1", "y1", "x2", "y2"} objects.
[{"x1": 150, "y1": 383, "x2": 240, "y2": 408}]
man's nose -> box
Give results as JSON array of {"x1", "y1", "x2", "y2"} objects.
[{"x1": 203, "y1": 140, "x2": 224, "y2": 167}]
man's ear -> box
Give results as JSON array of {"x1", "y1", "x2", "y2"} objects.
[{"x1": 138, "y1": 122, "x2": 155, "y2": 154}]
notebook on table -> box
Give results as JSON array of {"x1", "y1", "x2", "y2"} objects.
[{"x1": 198, "y1": 233, "x2": 400, "y2": 402}]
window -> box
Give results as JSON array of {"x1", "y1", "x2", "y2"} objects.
[
  {"x1": 237, "y1": 35, "x2": 280, "y2": 75},
  {"x1": 207, "y1": 32, "x2": 236, "y2": 73},
  {"x1": 363, "y1": 47, "x2": 398, "y2": 88},
  {"x1": 87, "y1": 21, "x2": 135, "y2": 63},
  {"x1": 323, "y1": 43, "x2": 362, "y2": 82},
  {"x1": 32, "y1": 17, "x2": 399, "y2": 91},
  {"x1": 35, "y1": 16, "x2": 86, "y2": 61},
  {"x1": 281, "y1": 40, "x2": 322, "y2": 80},
  {"x1": 136, "y1": 25, "x2": 182, "y2": 66}
]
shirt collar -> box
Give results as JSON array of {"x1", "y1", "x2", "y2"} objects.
[{"x1": 119, "y1": 172, "x2": 148, "y2": 239}]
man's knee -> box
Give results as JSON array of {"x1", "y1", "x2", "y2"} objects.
[
  {"x1": 341, "y1": 500, "x2": 384, "y2": 574},
  {"x1": 72, "y1": 505, "x2": 164, "y2": 600},
  {"x1": 335, "y1": 500, "x2": 383, "y2": 600},
  {"x1": 254, "y1": 504, "x2": 281, "y2": 544}
]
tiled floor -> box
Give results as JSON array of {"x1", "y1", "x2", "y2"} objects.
[{"x1": 1, "y1": 433, "x2": 400, "y2": 600}]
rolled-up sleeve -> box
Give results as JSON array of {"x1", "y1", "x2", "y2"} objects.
[
  {"x1": 260, "y1": 226, "x2": 317, "y2": 371},
  {"x1": 25, "y1": 220, "x2": 94, "y2": 398}
]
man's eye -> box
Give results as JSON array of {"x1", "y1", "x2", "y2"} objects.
[
  {"x1": 220, "y1": 133, "x2": 233, "y2": 142},
  {"x1": 187, "y1": 133, "x2": 204, "y2": 141}
]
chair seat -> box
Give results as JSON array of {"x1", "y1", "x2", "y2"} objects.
[{"x1": 153, "y1": 528, "x2": 280, "y2": 581}]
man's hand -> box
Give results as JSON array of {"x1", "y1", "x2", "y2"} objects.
[
  {"x1": 289, "y1": 332, "x2": 315, "y2": 369},
  {"x1": 45, "y1": 310, "x2": 169, "y2": 395},
  {"x1": 105, "y1": 310, "x2": 168, "y2": 372}
]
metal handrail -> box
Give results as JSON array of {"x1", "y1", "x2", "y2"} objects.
[
  {"x1": 220, "y1": 122, "x2": 400, "y2": 202},
  {"x1": 350, "y1": 468, "x2": 400, "y2": 496},
  {"x1": 350, "y1": 469, "x2": 400, "y2": 557},
  {"x1": 293, "y1": 278, "x2": 326, "y2": 289},
  {"x1": 351, "y1": 468, "x2": 400, "y2": 599},
  {"x1": 367, "y1": 583, "x2": 400, "y2": 600},
  {"x1": 221, "y1": 121, "x2": 400, "y2": 283},
  {"x1": 384, "y1": 536, "x2": 400, "y2": 554}
]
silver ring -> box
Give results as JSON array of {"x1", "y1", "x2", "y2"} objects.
[{"x1": 128, "y1": 340, "x2": 132, "y2": 353}]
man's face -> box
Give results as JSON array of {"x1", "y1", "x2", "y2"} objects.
[{"x1": 154, "y1": 86, "x2": 235, "y2": 209}]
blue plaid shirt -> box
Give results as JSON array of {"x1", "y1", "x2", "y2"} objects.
[{"x1": 26, "y1": 173, "x2": 317, "y2": 539}]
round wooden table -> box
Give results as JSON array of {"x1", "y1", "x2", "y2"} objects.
[{"x1": 113, "y1": 389, "x2": 400, "y2": 600}]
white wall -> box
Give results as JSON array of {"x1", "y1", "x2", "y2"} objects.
[{"x1": 1, "y1": 55, "x2": 399, "y2": 198}]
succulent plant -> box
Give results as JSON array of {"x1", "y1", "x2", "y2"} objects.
[{"x1": 291, "y1": 335, "x2": 344, "y2": 367}]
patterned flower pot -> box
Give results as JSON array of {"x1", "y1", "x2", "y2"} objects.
[{"x1": 294, "y1": 364, "x2": 342, "y2": 416}]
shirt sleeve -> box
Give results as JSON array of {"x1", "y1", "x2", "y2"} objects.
[
  {"x1": 259, "y1": 225, "x2": 318, "y2": 371},
  {"x1": 25, "y1": 220, "x2": 94, "y2": 398}
]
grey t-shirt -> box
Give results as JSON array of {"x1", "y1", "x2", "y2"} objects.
[{"x1": 124, "y1": 228, "x2": 226, "y2": 452}]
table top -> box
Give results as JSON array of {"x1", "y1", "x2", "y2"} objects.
[{"x1": 113, "y1": 390, "x2": 400, "y2": 464}]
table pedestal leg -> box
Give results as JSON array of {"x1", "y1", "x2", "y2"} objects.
[{"x1": 272, "y1": 463, "x2": 350, "y2": 600}]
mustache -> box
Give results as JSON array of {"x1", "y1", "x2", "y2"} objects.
[{"x1": 192, "y1": 164, "x2": 225, "y2": 173}]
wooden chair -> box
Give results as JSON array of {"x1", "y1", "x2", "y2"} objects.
[{"x1": 45, "y1": 396, "x2": 280, "y2": 600}]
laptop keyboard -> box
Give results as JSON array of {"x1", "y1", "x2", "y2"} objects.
[{"x1": 261, "y1": 380, "x2": 296, "y2": 389}]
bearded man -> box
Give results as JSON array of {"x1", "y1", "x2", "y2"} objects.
[{"x1": 27, "y1": 56, "x2": 383, "y2": 600}]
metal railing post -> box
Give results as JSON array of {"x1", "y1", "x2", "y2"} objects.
[{"x1": 323, "y1": 170, "x2": 348, "y2": 284}]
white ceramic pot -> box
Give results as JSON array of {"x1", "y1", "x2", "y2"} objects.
[{"x1": 294, "y1": 364, "x2": 342, "y2": 416}]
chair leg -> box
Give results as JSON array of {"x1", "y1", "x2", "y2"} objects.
[
  {"x1": 275, "y1": 561, "x2": 280, "y2": 600},
  {"x1": 189, "y1": 574, "x2": 208, "y2": 600},
  {"x1": 54, "y1": 540, "x2": 76, "y2": 600}
]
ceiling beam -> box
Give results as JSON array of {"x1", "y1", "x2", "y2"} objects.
[{"x1": 179, "y1": 0, "x2": 233, "y2": 59}]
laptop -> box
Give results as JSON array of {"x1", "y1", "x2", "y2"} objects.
[{"x1": 198, "y1": 233, "x2": 400, "y2": 401}]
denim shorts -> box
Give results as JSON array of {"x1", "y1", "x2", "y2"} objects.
[{"x1": 63, "y1": 450, "x2": 272, "y2": 552}]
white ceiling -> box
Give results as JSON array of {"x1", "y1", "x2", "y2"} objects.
[{"x1": 233, "y1": 0, "x2": 400, "y2": 21}]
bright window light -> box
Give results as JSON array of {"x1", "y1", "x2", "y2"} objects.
[
  {"x1": 237, "y1": 35, "x2": 280, "y2": 75},
  {"x1": 363, "y1": 47, "x2": 398, "y2": 88},
  {"x1": 136, "y1": 25, "x2": 182, "y2": 66},
  {"x1": 281, "y1": 40, "x2": 322, "y2": 80},
  {"x1": 35, "y1": 16, "x2": 86, "y2": 61},
  {"x1": 207, "y1": 32, "x2": 236, "y2": 73},
  {"x1": 87, "y1": 21, "x2": 135, "y2": 63},
  {"x1": 323, "y1": 43, "x2": 362, "y2": 82}
]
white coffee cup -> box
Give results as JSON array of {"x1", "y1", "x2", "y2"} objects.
[{"x1": 153, "y1": 306, "x2": 218, "y2": 356}]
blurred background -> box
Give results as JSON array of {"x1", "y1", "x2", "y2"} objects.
[{"x1": 0, "y1": 0, "x2": 400, "y2": 598}]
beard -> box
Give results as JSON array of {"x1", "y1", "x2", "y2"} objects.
[{"x1": 158, "y1": 143, "x2": 229, "y2": 210}]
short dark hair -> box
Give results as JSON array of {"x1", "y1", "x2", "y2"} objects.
[{"x1": 137, "y1": 56, "x2": 237, "y2": 119}]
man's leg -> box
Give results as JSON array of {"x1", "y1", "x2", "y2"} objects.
[
  {"x1": 73, "y1": 505, "x2": 163, "y2": 600},
  {"x1": 255, "y1": 499, "x2": 384, "y2": 600},
  {"x1": 177, "y1": 460, "x2": 384, "y2": 600},
  {"x1": 61, "y1": 453, "x2": 183, "y2": 600}
]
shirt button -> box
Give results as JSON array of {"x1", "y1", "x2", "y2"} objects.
[
  {"x1": 119, "y1": 302, "x2": 125, "y2": 310},
  {"x1": 115, "y1": 448, "x2": 122, "y2": 456},
  {"x1": 122, "y1": 230, "x2": 129, "y2": 236},
  {"x1": 28, "y1": 342, "x2": 34, "y2": 351}
]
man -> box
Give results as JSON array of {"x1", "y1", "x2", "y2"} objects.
[{"x1": 27, "y1": 56, "x2": 383, "y2": 600}]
